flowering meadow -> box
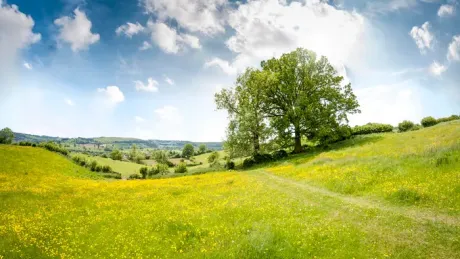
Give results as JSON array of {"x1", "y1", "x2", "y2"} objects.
[{"x1": 1, "y1": 121, "x2": 459, "y2": 258}]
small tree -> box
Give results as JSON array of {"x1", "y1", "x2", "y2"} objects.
[
  {"x1": 139, "y1": 167, "x2": 148, "y2": 179},
  {"x1": 129, "y1": 144, "x2": 138, "y2": 161},
  {"x1": 174, "y1": 162, "x2": 187, "y2": 174},
  {"x1": 198, "y1": 144, "x2": 207, "y2": 154},
  {"x1": 110, "y1": 149, "x2": 123, "y2": 160},
  {"x1": 421, "y1": 116, "x2": 438, "y2": 127},
  {"x1": 398, "y1": 120, "x2": 415, "y2": 132},
  {"x1": 0, "y1": 127, "x2": 14, "y2": 144},
  {"x1": 182, "y1": 144, "x2": 194, "y2": 159},
  {"x1": 152, "y1": 150, "x2": 169, "y2": 164},
  {"x1": 207, "y1": 151, "x2": 220, "y2": 164}
]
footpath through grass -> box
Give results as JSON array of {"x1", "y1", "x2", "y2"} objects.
[{"x1": 1, "y1": 122, "x2": 459, "y2": 258}]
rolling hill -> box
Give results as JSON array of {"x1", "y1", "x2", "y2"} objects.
[{"x1": 1, "y1": 121, "x2": 459, "y2": 258}]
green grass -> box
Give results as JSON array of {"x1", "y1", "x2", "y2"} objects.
[{"x1": 1, "y1": 121, "x2": 459, "y2": 258}]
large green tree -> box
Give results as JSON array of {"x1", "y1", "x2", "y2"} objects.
[
  {"x1": 182, "y1": 144, "x2": 194, "y2": 159},
  {"x1": 261, "y1": 48, "x2": 360, "y2": 153},
  {"x1": 215, "y1": 68, "x2": 274, "y2": 157},
  {"x1": 0, "y1": 128, "x2": 14, "y2": 144}
]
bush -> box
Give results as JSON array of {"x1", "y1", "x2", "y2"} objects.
[
  {"x1": 318, "y1": 125, "x2": 352, "y2": 145},
  {"x1": 102, "y1": 165, "x2": 113, "y2": 173},
  {"x1": 272, "y1": 150, "x2": 288, "y2": 160},
  {"x1": 411, "y1": 124, "x2": 422, "y2": 131},
  {"x1": 352, "y1": 123, "x2": 393, "y2": 135},
  {"x1": 89, "y1": 160, "x2": 98, "y2": 171},
  {"x1": 19, "y1": 141, "x2": 33, "y2": 146},
  {"x1": 103, "y1": 172, "x2": 122, "y2": 179},
  {"x1": 421, "y1": 116, "x2": 437, "y2": 127},
  {"x1": 128, "y1": 174, "x2": 141, "y2": 180},
  {"x1": 207, "y1": 151, "x2": 220, "y2": 164},
  {"x1": 39, "y1": 142, "x2": 69, "y2": 156},
  {"x1": 101, "y1": 154, "x2": 108, "y2": 158},
  {"x1": 253, "y1": 153, "x2": 273, "y2": 164},
  {"x1": 242, "y1": 157, "x2": 255, "y2": 168},
  {"x1": 398, "y1": 120, "x2": 415, "y2": 132},
  {"x1": 110, "y1": 149, "x2": 123, "y2": 160},
  {"x1": 225, "y1": 160, "x2": 235, "y2": 170},
  {"x1": 139, "y1": 167, "x2": 148, "y2": 179},
  {"x1": 95, "y1": 165, "x2": 103, "y2": 172},
  {"x1": 437, "y1": 114, "x2": 460, "y2": 123},
  {"x1": 174, "y1": 162, "x2": 188, "y2": 174},
  {"x1": 148, "y1": 163, "x2": 169, "y2": 177}
]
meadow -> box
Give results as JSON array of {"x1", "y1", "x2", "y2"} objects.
[{"x1": 1, "y1": 121, "x2": 459, "y2": 258}]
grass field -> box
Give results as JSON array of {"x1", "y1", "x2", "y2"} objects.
[
  {"x1": 1, "y1": 121, "x2": 459, "y2": 258},
  {"x1": 71, "y1": 154, "x2": 145, "y2": 178}
]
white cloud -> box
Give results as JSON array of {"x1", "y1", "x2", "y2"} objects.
[
  {"x1": 204, "y1": 58, "x2": 237, "y2": 75},
  {"x1": 54, "y1": 8, "x2": 100, "y2": 52},
  {"x1": 154, "y1": 105, "x2": 182, "y2": 122},
  {"x1": 115, "y1": 22, "x2": 144, "y2": 37},
  {"x1": 146, "y1": 21, "x2": 201, "y2": 54},
  {"x1": 366, "y1": 0, "x2": 417, "y2": 14},
  {"x1": 349, "y1": 80, "x2": 423, "y2": 126},
  {"x1": 429, "y1": 61, "x2": 447, "y2": 76},
  {"x1": 142, "y1": 0, "x2": 226, "y2": 35},
  {"x1": 163, "y1": 75, "x2": 174, "y2": 85},
  {"x1": 206, "y1": 0, "x2": 365, "y2": 77},
  {"x1": 409, "y1": 22, "x2": 434, "y2": 54},
  {"x1": 134, "y1": 77, "x2": 159, "y2": 92},
  {"x1": 97, "y1": 86, "x2": 125, "y2": 104},
  {"x1": 65, "y1": 98, "x2": 75, "y2": 106},
  {"x1": 139, "y1": 41, "x2": 152, "y2": 51},
  {"x1": 23, "y1": 62, "x2": 32, "y2": 70},
  {"x1": 135, "y1": 116, "x2": 145, "y2": 123},
  {"x1": 438, "y1": 4, "x2": 455, "y2": 17},
  {"x1": 447, "y1": 35, "x2": 460, "y2": 62},
  {"x1": 0, "y1": 1, "x2": 41, "y2": 89}
]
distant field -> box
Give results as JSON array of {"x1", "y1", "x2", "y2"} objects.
[
  {"x1": 72, "y1": 154, "x2": 145, "y2": 178},
  {"x1": 1, "y1": 121, "x2": 459, "y2": 258}
]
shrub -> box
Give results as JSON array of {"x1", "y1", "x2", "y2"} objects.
[
  {"x1": 103, "y1": 172, "x2": 122, "y2": 179},
  {"x1": 421, "y1": 116, "x2": 437, "y2": 127},
  {"x1": 89, "y1": 160, "x2": 98, "y2": 172},
  {"x1": 207, "y1": 151, "x2": 220, "y2": 164},
  {"x1": 411, "y1": 124, "x2": 422, "y2": 131},
  {"x1": 95, "y1": 165, "x2": 103, "y2": 172},
  {"x1": 110, "y1": 149, "x2": 123, "y2": 160},
  {"x1": 19, "y1": 141, "x2": 33, "y2": 146},
  {"x1": 139, "y1": 167, "x2": 148, "y2": 179},
  {"x1": 128, "y1": 174, "x2": 141, "y2": 180},
  {"x1": 148, "y1": 163, "x2": 169, "y2": 177},
  {"x1": 437, "y1": 115, "x2": 460, "y2": 123},
  {"x1": 0, "y1": 127, "x2": 14, "y2": 144},
  {"x1": 352, "y1": 123, "x2": 393, "y2": 135},
  {"x1": 102, "y1": 165, "x2": 112, "y2": 173},
  {"x1": 272, "y1": 150, "x2": 288, "y2": 160},
  {"x1": 39, "y1": 142, "x2": 69, "y2": 156},
  {"x1": 174, "y1": 162, "x2": 187, "y2": 174},
  {"x1": 225, "y1": 160, "x2": 235, "y2": 170},
  {"x1": 318, "y1": 125, "x2": 352, "y2": 145},
  {"x1": 253, "y1": 153, "x2": 273, "y2": 164},
  {"x1": 101, "y1": 154, "x2": 108, "y2": 158},
  {"x1": 242, "y1": 157, "x2": 255, "y2": 168},
  {"x1": 398, "y1": 120, "x2": 415, "y2": 132}
]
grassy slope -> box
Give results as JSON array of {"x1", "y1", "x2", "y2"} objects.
[
  {"x1": 0, "y1": 122, "x2": 459, "y2": 258},
  {"x1": 72, "y1": 154, "x2": 145, "y2": 178}
]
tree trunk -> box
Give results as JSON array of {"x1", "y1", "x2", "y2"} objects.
[
  {"x1": 293, "y1": 127, "x2": 302, "y2": 153},
  {"x1": 253, "y1": 133, "x2": 260, "y2": 155}
]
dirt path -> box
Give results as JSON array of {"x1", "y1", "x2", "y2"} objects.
[{"x1": 251, "y1": 170, "x2": 460, "y2": 227}]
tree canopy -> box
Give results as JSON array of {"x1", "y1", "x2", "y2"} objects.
[
  {"x1": 215, "y1": 48, "x2": 360, "y2": 155},
  {"x1": 182, "y1": 144, "x2": 194, "y2": 159},
  {"x1": 0, "y1": 128, "x2": 14, "y2": 144}
]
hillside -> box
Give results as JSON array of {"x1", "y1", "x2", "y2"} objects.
[
  {"x1": 13, "y1": 132, "x2": 223, "y2": 150},
  {"x1": 1, "y1": 122, "x2": 459, "y2": 258}
]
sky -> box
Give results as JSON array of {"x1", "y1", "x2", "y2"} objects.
[{"x1": 0, "y1": 0, "x2": 459, "y2": 142}]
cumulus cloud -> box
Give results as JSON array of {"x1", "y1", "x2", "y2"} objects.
[
  {"x1": 429, "y1": 61, "x2": 447, "y2": 76},
  {"x1": 134, "y1": 77, "x2": 159, "y2": 92},
  {"x1": 0, "y1": 1, "x2": 41, "y2": 92},
  {"x1": 154, "y1": 105, "x2": 182, "y2": 122},
  {"x1": 23, "y1": 62, "x2": 32, "y2": 70},
  {"x1": 205, "y1": 0, "x2": 365, "y2": 76},
  {"x1": 409, "y1": 22, "x2": 434, "y2": 54},
  {"x1": 204, "y1": 58, "x2": 237, "y2": 75},
  {"x1": 142, "y1": 0, "x2": 226, "y2": 35},
  {"x1": 438, "y1": 4, "x2": 455, "y2": 17},
  {"x1": 115, "y1": 22, "x2": 144, "y2": 37},
  {"x1": 65, "y1": 98, "x2": 75, "y2": 106},
  {"x1": 163, "y1": 75, "x2": 174, "y2": 85},
  {"x1": 139, "y1": 41, "x2": 152, "y2": 51},
  {"x1": 447, "y1": 35, "x2": 460, "y2": 62},
  {"x1": 97, "y1": 86, "x2": 124, "y2": 104},
  {"x1": 147, "y1": 21, "x2": 201, "y2": 54},
  {"x1": 54, "y1": 8, "x2": 100, "y2": 52}
]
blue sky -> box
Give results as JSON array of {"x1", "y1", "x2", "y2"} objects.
[{"x1": 0, "y1": 0, "x2": 459, "y2": 141}]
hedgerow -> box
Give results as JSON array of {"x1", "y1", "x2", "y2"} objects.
[{"x1": 352, "y1": 123, "x2": 393, "y2": 135}]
